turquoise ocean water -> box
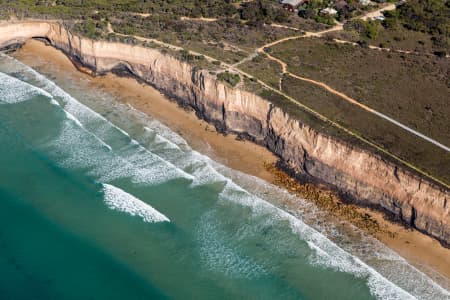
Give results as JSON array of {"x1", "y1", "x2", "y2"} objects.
[{"x1": 0, "y1": 53, "x2": 449, "y2": 300}]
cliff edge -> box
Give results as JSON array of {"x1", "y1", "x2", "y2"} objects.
[{"x1": 0, "y1": 21, "x2": 448, "y2": 246}]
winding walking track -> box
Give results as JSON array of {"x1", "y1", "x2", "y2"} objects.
[
  {"x1": 255, "y1": 3, "x2": 450, "y2": 155},
  {"x1": 107, "y1": 4, "x2": 449, "y2": 187}
]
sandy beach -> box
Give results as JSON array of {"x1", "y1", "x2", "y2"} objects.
[
  {"x1": 19, "y1": 40, "x2": 277, "y2": 183},
  {"x1": 13, "y1": 39, "x2": 450, "y2": 284}
]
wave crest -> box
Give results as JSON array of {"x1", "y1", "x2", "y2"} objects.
[{"x1": 103, "y1": 184, "x2": 169, "y2": 223}]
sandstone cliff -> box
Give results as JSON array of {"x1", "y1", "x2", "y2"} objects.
[{"x1": 0, "y1": 21, "x2": 448, "y2": 245}]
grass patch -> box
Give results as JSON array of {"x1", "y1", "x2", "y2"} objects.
[
  {"x1": 182, "y1": 41, "x2": 248, "y2": 65},
  {"x1": 271, "y1": 38, "x2": 450, "y2": 147},
  {"x1": 240, "y1": 54, "x2": 283, "y2": 89},
  {"x1": 281, "y1": 75, "x2": 450, "y2": 184},
  {"x1": 371, "y1": 27, "x2": 449, "y2": 54},
  {"x1": 217, "y1": 71, "x2": 240, "y2": 87}
]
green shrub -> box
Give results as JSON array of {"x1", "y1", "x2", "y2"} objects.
[
  {"x1": 345, "y1": 19, "x2": 379, "y2": 40},
  {"x1": 365, "y1": 23, "x2": 379, "y2": 39},
  {"x1": 217, "y1": 71, "x2": 240, "y2": 87},
  {"x1": 314, "y1": 15, "x2": 335, "y2": 26}
]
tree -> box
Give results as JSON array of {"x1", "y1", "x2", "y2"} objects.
[
  {"x1": 299, "y1": 8, "x2": 316, "y2": 19},
  {"x1": 365, "y1": 23, "x2": 379, "y2": 39}
]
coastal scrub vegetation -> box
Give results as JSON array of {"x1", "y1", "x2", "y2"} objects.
[
  {"x1": 240, "y1": 54, "x2": 283, "y2": 89},
  {"x1": 344, "y1": 19, "x2": 380, "y2": 40},
  {"x1": 0, "y1": 0, "x2": 317, "y2": 59},
  {"x1": 240, "y1": 0, "x2": 290, "y2": 26},
  {"x1": 297, "y1": 0, "x2": 385, "y2": 25},
  {"x1": 267, "y1": 37, "x2": 450, "y2": 183},
  {"x1": 340, "y1": 0, "x2": 450, "y2": 53},
  {"x1": 0, "y1": 0, "x2": 238, "y2": 19},
  {"x1": 0, "y1": 0, "x2": 314, "y2": 29},
  {"x1": 217, "y1": 71, "x2": 241, "y2": 87},
  {"x1": 111, "y1": 15, "x2": 298, "y2": 52},
  {"x1": 1, "y1": 0, "x2": 449, "y2": 184},
  {"x1": 281, "y1": 74, "x2": 450, "y2": 184},
  {"x1": 271, "y1": 38, "x2": 450, "y2": 146},
  {"x1": 381, "y1": 0, "x2": 449, "y2": 53}
]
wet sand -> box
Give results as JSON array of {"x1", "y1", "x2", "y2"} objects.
[{"x1": 13, "y1": 39, "x2": 450, "y2": 284}]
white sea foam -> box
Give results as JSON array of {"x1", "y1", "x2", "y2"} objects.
[
  {"x1": 0, "y1": 71, "x2": 52, "y2": 104},
  {"x1": 142, "y1": 126, "x2": 420, "y2": 299},
  {"x1": 217, "y1": 182, "x2": 419, "y2": 299},
  {"x1": 132, "y1": 104, "x2": 189, "y2": 148},
  {"x1": 123, "y1": 99, "x2": 450, "y2": 297},
  {"x1": 3, "y1": 55, "x2": 449, "y2": 299},
  {"x1": 213, "y1": 162, "x2": 450, "y2": 296},
  {"x1": 64, "y1": 109, "x2": 84, "y2": 127},
  {"x1": 4, "y1": 59, "x2": 195, "y2": 185},
  {"x1": 62, "y1": 109, "x2": 113, "y2": 151},
  {"x1": 50, "y1": 98, "x2": 61, "y2": 106},
  {"x1": 196, "y1": 211, "x2": 267, "y2": 279},
  {"x1": 38, "y1": 79, "x2": 193, "y2": 185},
  {"x1": 131, "y1": 103, "x2": 450, "y2": 298},
  {"x1": 144, "y1": 126, "x2": 181, "y2": 151},
  {"x1": 47, "y1": 120, "x2": 190, "y2": 185},
  {"x1": 103, "y1": 183, "x2": 169, "y2": 223}
]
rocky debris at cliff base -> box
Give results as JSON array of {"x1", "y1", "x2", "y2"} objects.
[{"x1": 264, "y1": 162, "x2": 396, "y2": 238}]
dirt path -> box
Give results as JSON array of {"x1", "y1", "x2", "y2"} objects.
[
  {"x1": 258, "y1": 3, "x2": 396, "y2": 50},
  {"x1": 106, "y1": 23, "x2": 450, "y2": 187},
  {"x1": 360, "y1": 3, "x2": 396, "y2": 21},
  {"x1": 270, "y1": 23, "x2": 300, "y2": 31},
  {"x1": 112, "y1": 31, "x2": 220, "y2": 63},
  {"x1": 231, "y1": 50, "x2": 258, "y2": 67},
  {"x1": 259, "y1": 42, "x2": 450, "y2": 153},
  {"x1": 332, "y1": 38, "x2": 450, "y2": 57},
  {"x1": 287, "y1": 72, "x2": 450, "y2": 152},
  {"x1": 180, "y1": 16, "x2": 217, "y2": 22},
  {"x1": 250, "y1": 2, "x2": 450, "y2": 153}
]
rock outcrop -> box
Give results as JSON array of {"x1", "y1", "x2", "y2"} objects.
[{"x1": 1, "y1": 21, "x2": 449, "y2": 246}]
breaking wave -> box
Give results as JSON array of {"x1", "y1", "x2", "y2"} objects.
[
  {"x1": 1, "y1": 54, "x2": 449, "y2": 299},
  {"x1": 0, "y1": 71, "x2": 51, "y2": 104},
  {"x1": 196, "y1": 210, "x2": 267, "y2": 279},
  {"x1": 0, "y1": 58, "x2": 194, "y2": 185},
  {"x1": 103, "y1": 184, "x2": 169, "y2": 223}
]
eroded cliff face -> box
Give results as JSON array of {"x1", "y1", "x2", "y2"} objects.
[{"x1": 1, "y1": 21, "x2": 449, "y2": 245}]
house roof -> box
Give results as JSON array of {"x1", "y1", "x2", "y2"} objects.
[
  {"x1": 321, "y1": 7, "x2": 338, "y2": 14},
  {"x1": 335, "y1": 0, "x2": 348, "y2": 9},
  {"x1": 281, "y1": 0, "x2": 304, "y2": 7}
]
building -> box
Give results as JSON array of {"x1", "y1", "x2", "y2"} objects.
[
  {"x1": 281, "y1": 0, "x2": 304, "y2": 12},
  {"x1": 359, "y1": 0, "x2": 371, "y2": 6},
  {"x1": 373, "y1": 15, "x2": 386, "y2": 21},
  {"x1": 320, "y1": 7, "x2": 338, "y2": 15},
  {"x1": 335, "y1": 0, "x2": 348, "y2": 10}
]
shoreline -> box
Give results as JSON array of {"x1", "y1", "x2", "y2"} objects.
[
  {"x1": 12, "y1": 39, "x2": 450, "y2": 283},
  {"x1": 1, "y1": 20, "x2": 449, "y2": 252}
]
